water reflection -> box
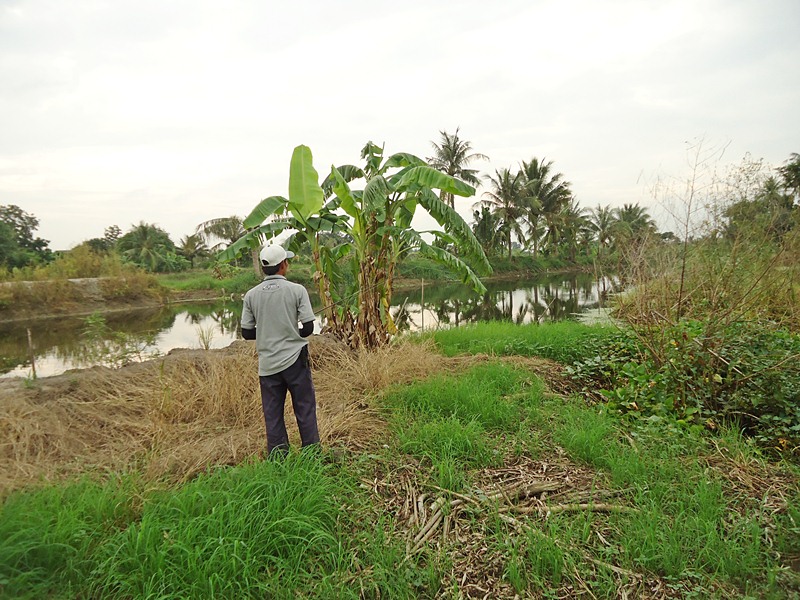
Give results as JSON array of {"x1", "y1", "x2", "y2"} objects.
[
  {"x1": 0, "y1": 273, "x2": 616, "y2": 378},
  {"x1": 0, "y1": 301, "x2": 244, "y2": 379},
  {"x1": 391, "y1": 273, "x2": 615, "y2": 332}
]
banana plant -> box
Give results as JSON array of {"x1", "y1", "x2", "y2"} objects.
[{"x1": 218, "y1": 143, "x2": 492, "y2": 348}]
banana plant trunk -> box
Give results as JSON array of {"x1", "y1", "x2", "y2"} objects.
[{"x1": 355, "y1": 254, "x2": 389, "y2": 348}]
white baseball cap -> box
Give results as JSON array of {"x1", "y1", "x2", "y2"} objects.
[{"x1": 259, "y1": 244, "x2": 295, "y2": 266}]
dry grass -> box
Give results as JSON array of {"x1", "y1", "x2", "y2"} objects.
[{"x1": 0, "y1": 336, "x2": 458, "y2": 493}]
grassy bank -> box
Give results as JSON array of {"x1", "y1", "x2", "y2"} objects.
[
  {"x1": 157, "y1": 252, "x2": 592, "y2": 298},
  {"x1": 2, "y1": 323, "x2": 798, "y2": 598}
]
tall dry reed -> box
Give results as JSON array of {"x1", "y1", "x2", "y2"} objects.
[{"x1": 0, "y1": 336, "x2": 449, "y2": 493}]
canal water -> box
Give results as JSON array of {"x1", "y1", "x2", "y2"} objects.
[{"x1": 0, "y1": 273, "x2": 615, "y2": 379}]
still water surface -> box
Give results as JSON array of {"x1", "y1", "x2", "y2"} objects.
[{"x1": 0, "y1": 273, "x2": 615, "y2": 379}]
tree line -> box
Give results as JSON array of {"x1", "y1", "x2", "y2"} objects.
[{"x1": 1, "y1": 134, "x2": 798, "y2": 278}]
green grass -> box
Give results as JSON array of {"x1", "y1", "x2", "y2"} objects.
[
  {"x1": 157, "y1": 268, "x2": 262, "y2": 294},
  {"x1": 428, "y1": 320, "x2": 621, "y2": 365},
  {"x1": 2, "y1": 322, "x2": 798, "y2": 598},
  {"x1": 0, "y1": 474, "x2": 139, "y2": 598},
  {"x1": 0, "y1": 454, "x2": 443, "y2": 599},
  {"x1": 384, "y1": 362, "x2": 542, "y2": 430}
]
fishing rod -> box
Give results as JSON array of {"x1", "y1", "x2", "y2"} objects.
[{"x1": 312, "y1": 280, "x2": 385, "y2": 316}]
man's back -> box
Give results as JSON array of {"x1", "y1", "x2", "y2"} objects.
[{"x1": 242, "y1": 275, "x2": 314, "y2": 376}]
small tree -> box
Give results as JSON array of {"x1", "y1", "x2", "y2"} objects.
[
  {"x1": 178, "y1": 234, "x2": 210, "y2": 268},
  {"x1": 118, "y1": 222, "x2": 180, "y2": 272},
  {"x1": 0, "y1": 204, "x2": 52, "y2": 267},
  {"x1": 219, "y1": 144, "x2": 491, "y2": 348}
]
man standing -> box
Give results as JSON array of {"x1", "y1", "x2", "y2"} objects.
[{"x1": 241, "y1": 244, "x2": 319, "y2": 456}]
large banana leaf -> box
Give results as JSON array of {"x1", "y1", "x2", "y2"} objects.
[
  {"x1": 383, "y1": 153, "x2": 426, "y2": 170},
  {"x1": 417, "y1": 189, "x2": 492, "y2": 275},
  {"x1": 243, "y1": 196, "x2": 288, "y2": 229},
  {"x1": 394, "y1": 195, "x2": 418, "y2": 229},
  {"x1": 394, "y1": 166, "x2": 475, "y2": 197},
  {"x1": 385, "y1": 165, "x2": 417, "y2": 190},
  {"x1": 288, "y1": 145, "x2": 324, "y2": 223},
  {"x1": 305, "y1": 213, "x2": 349, "y2": 234},
  {"x1": 330, "y1": 167, "x2": 360, "y2": 220},
  {"x1": 321, "y1": 164, "x2": 365, "y2": 196},
  {"x1": 362, "y1": 175, "x2": 390, "y2": 222}
]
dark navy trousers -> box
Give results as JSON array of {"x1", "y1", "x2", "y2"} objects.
[{"x1": 258, "y1": 346, "x2": 319, "y2": 455}]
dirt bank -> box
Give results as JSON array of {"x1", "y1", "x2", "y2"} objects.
[{"x1": 0, "y1": 277, "x2": 225, "y2": 323}]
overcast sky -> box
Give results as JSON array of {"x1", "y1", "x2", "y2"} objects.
[{"x1": 1, "y1": 0, "x2": 798, "y2": 250}]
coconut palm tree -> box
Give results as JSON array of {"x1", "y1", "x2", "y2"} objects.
[
  {"x1": 559, "y1": 199, "x2": 592, "y2": 261},
  {"x1": 480, "y1": 168, "x2": 527, "y2": 259},
  {"x1": 521, "y1": 158, "x2": 572, "y2": 255},
  {"x1": 428, "y1": 128, "x2": 488, "y2": 209},
  {"x1": 117, "y1": 222, "x2": 176, "y2": 272},
  {"x1": 590, "y1": 204, "x2": 615, "y2": 260},
  {"x1": 778, "y1": 153, "x2": 800, "y2": 201},
  {"x1": 195, "y1": 216, "x2": 245, "y2": 251},
  {"x1": 178, "y1": 234, "x2": 210, "y2": 268},
  {"x1": 471, "y1": 205, "x2": 501, "y2": 256},
  {"x1": 612, "y1": 203, "x2": 656, "y2": 246}
]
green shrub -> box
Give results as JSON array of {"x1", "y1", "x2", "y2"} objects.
[{"x1": 588, "y1": 320, "x2": 800, "y2": 457}]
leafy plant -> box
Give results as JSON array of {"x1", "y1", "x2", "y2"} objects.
[{"x1": 218, "y1": 144, "x2": 491, "y2": 348}]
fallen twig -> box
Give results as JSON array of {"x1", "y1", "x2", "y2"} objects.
[{"x1": 508, "y1": 502, "x2": 639, "y2": 516}]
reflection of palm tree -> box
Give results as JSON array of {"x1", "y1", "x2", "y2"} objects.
[
  {"x1": 461, "y1": 292, "x2": 502, "y2": 322},
  {"x1": 392, "y1": 299, "x2": 413, "y2": 332},
  {"x1": 524, "y1": 287, "x2": 547, "y2": 324},
  {"x1": 433, "y1": 300, "x2": 452, "y2": 326}
]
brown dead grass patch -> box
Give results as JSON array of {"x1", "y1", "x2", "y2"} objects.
[{"x1": 0, "y1": 336, "x2": 480, "y2": 493}]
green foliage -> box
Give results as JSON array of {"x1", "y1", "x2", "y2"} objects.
[
  {"x1": 0, "y1": 474, "x2": 139, "y2": 598},
  {"x1": 397, "y1": 416, "x2": 493, "y2": 490},
  {"x1": 0, "y1": 205, "x2": 52, "y2": 270},
  {"x1": 221, "y1": 143, "x2": 490, "y2": 348},
  {"x1": 157, "y1": 267, "x2": 264, "y2": 294},
  {"x1": 2, "y1": 340, "x2": 797, "y2": 598},
  {"x1": 0, "y1": 452, "x2": 449, "y2": 599},
  {"x1": 385, "y1": 362, "x2": 536, "y2": 431},
  {"x1": 117, "y1": 222, "x2": 186, "y2": 273},
  {"x1": 429, "y1": 320, "x2": 619, "y2": 365},
  {"x1": 564, "y1": 319, "x2": 800, "y2": 457}
]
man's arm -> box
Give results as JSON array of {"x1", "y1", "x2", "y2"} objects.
[
  {"x1": 241, "y1": 293, "x2": 256, "y2": 340},
  {"x1": 299, "y1": 320, "x2": 314, "y2": 338}
]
